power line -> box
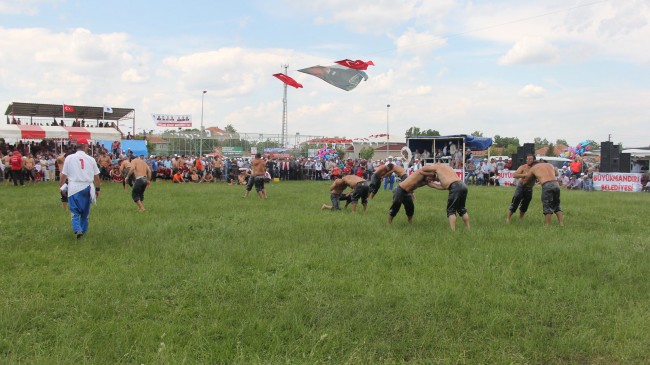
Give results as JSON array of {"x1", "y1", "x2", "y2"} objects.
[{"x1": 376, "y1": 0, "x2": 610, "y2": 54}]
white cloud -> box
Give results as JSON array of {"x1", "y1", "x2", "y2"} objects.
[
  {"x1": 499, "y1": 36, "x2": 559, "y2": 65},
  {"x1": 0, "y1": 0, "x2": 55, "y2": 15},
  {"x1": 285, "y1": 0, "x2": 455, "y2": 35},
  {"x1": 473, "y1": 80, "x2": 488, "y2": 90},
  {"x1": 121, "y1": 68, "x2": 148, "y2": 83},
  {"x1": 518, "y1": 84, "x2": 546, "y2": 98},
  {"x1": 464, "y1": 1, "x2": 650, "y2": 64},
  {"x1": 395, "y1": 28, "x2": 447, "y2": 56}
]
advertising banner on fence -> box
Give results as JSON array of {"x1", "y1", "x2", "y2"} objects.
[
  {"x1": 498, "y1": 170, "x2": 516, "y2": 187},
  {"x1": 222, "y1": 146, "x2": 243, "y2": 157},
  {"x1": 151, "y1": 114, "x2": 192, "y2": 127},
  {"x1": 593, "y1": 172, "x2": 643, "y2": 192}
]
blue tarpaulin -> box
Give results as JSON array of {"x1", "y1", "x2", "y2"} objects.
[
  {"x1": 98, "y1": 140, "x2": 148, "y2": 156},
  {"x1": 407, "y1": 134, "x2": 493, "y2": 154}
]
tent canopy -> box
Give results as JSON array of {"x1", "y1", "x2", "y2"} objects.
[
  {"x1": 5, "y1": 102, "x2": 133, "y2": 121},
  {"x1": 0, "y1": 125, "x2": 121, "y2": 141},
  {"x1": 623, "y1": 149, "x2": 650, "y2": 158},
  {"x1": 407, "y1": 134, "x2": 493, "y2": 153},
  {"x1": 98, "y1": 140, "x2": 148, "y2": 157}
]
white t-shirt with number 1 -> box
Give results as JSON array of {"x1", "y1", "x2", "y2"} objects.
[{"x1": 62, "y1": 150, "x2": 100, "y2": 197}]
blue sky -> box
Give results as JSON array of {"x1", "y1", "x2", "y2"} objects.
[{"x1": 1, "y1": 0, "x2": 649, "y2": 147}]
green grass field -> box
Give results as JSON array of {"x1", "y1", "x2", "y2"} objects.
[{"x1": 1, "y1": 180, "x2": 649, "y2": 364}]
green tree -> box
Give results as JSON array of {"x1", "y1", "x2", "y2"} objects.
[
  {"x1": 358, "y1": 146, "x2": 375, "y2": 160},
  {"x1": 546, "y1": 143, "x2": 556, "y2": 157},
  {"x1": 335, "y1": 147, "x2": 346, "y2": 160},
  {"x1": 534, "y1": 137, "x2": 549, "y2": 150},
  {"x1": 493, "y1": 135, "x2": 520, "y2": 148},
  {"x1": 405, "y1": 127, "x2": 440, "y2": 137},
  {"x1": 225, "y1": 124, "x2": 237, "y2": 134},
  {"x1": 556, "y1": 139, "x2": 568, "y2": 147},
  {"x1": 405, "y1": 126, "x2": 420, "y2": 137},
  {"x1": 471, "y1": 131, "x2": 483, "y2": 137}
]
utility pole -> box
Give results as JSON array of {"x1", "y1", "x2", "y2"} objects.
[
  {"x1": 199, "y1": 90, "x2": 207, "y2": 157},
  {"x1": 386, "y1": 104, "x2": 390, "y2": 145},
  {"x1": 281, "y1": 64, "x2": 289, "y2": 147}
]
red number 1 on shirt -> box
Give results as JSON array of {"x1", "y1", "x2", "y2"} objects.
[{"x1": 80, "y1": 159, "x2": 85, "y2": 169}]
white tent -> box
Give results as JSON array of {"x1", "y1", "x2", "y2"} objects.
[
  {"x1": 0, "y1": 125, "x2": 120, "y2": 142},
  {"x1": 622, "y1": 149, "x2": 650, "y2": 158}
]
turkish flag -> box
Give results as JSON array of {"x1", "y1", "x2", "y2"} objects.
[
  {"x1": 63, "y1": 104, "x2": 75, "y2": 113},
  {"x1": 334, "y1": 59, "x2": 375, "y2": 70},
  {"x1": 273, "y1": 73, "x2": 303, "y2": 89}
]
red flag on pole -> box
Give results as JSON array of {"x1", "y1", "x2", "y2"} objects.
[
  {"x1": 334, "y1": 59, "x2": 375, "y2": 70},
  {"x1": 63, "y1": 104, "x2": 75, "y2": 113},
  {"x1": 273, "y1": 73, "x2": 303, "y2": 89}
]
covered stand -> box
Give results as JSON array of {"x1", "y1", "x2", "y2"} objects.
[{"x1": 0, "y1": 125, "x2": 120, "y2": 141}]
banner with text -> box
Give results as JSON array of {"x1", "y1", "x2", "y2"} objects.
[
  {"x1": 593, "y1": 172, "x2": 643, "y2": 192},
  {"x1": 498, "y1": 170, "x2": 517, "y2": 187},
  {"x1": 222, "y1": 146, "x2": 243, "y2": 157},
  {"x1": 152, "y1": 114, "x2": 192, "y2": 127}
]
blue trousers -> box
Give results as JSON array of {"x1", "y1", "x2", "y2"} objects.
[
  {"x1": 383, "y1": 175, "x2": 395, "y2": 190},
  {"x1": 69, "y1": 186, "x2": 91, "y2": 234}
]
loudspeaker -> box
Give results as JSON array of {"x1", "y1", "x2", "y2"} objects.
[
  {"x1": 600, "y1": 159, "x2": 611, "y2": 173},
  {"x1": 619, "y1": 153, "x2": 631, "y2": 173},
  {"x1": 523, "y1": 143, "x2": 535, "y2": 157},
  {"x1": 611, "y1": 158, "x2": 620, "y2": 172},
  {"x1": 611, "y1": 144, "x2": 620, "y2": 159},
  {"x1": 601, "y1": 141, "x2": 613, "y2": 160}
]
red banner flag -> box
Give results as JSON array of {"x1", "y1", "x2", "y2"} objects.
[
  {"x1": 334, "y1": 59, "x2": 375, "y2": 70},
  {"x1": 273, "y1": 73, "x2": 303, "y2": 89},
  {"x1": 63, "y1": 104, "x2": 75, "y2": 113}
]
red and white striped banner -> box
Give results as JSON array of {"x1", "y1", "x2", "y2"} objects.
[{"x1": 0, "y1": 125, "x2": 121, "y2": 141}]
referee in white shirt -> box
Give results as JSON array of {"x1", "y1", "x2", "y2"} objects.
[{"x1": 59, "y1": 138, "x2": 101, "y2": 239}]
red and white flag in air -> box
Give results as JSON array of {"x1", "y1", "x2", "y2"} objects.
[
  {"x1": 334, "y1": 59, "x2": 375, "y2": 70},
  {"x1": 273, "y1": 73, "x2": 303, "y2": 89}
]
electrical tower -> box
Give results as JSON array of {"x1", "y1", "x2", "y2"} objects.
[{"x1": 281, "y1": 64, "x2": 289, "y2": 147}]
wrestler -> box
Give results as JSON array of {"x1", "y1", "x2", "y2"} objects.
[
  {"x1": 24, "y1": 153, "x2": 36, "y2": 184},
  {"x1": 243, "y1": 153, "x2": 267, "y2": 199},
  {"x1": 2, "y1": 153, "x2": 11, "y2": 185},
  {"x1": 507, "y1": 154, "x2": 536, "y2": 223},
  {"x1": 119, "y1": 157, "x2": 133, "y2": 190},
  {"x1": 387, "y1": 170, "x2": 437, "y2": 224},
  {"x1": 522, "y1": 161, "x2": 564, "y2": 226},
  {"x1": 422, "y1": 163, "x2": 471, "y2": 231},
  {"x1": 338, "y1": 175, "x2": 369, "y2": 212},
  {"x1": 97, "y1": 152, "x2": 112, "y2": 181},
  {"x1": 125, "y1": 155, "x2": 152, "y2": 212},
  {"x1": 56, "y1": 152, "x2": 66, "y2": 182},
  {"x1": 321, "y1": 179, "x2": 353, "y2": 210},
  {"x1": 369, "y1": 161, "x2": 408, "y2": 199}
]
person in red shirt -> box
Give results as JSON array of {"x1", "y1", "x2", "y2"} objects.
[
  {"x1": 9, "y1": 151, "x2": 25, "y2": 186},
  {"x1": 569, "y1": 158, "x2": 582, "y2": 177}
]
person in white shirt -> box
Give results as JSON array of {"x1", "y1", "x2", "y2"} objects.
[
  {"x1": 410, "y1": 159, "x2": 422, "y2": 174},
  {"x1": 59, "y1": 138, "x2": 100, "y2": 239}
]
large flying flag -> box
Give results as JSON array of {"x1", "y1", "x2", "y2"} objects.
[
  {"x1": 334, "y1": 59, "x2": 375, "y2": 70},
  {"x1": 298, "y1": 64, "x2": 368, "y2": 91},
  {"x1": 273, "y1": 73, "x2": 303, "y2": 88}
]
